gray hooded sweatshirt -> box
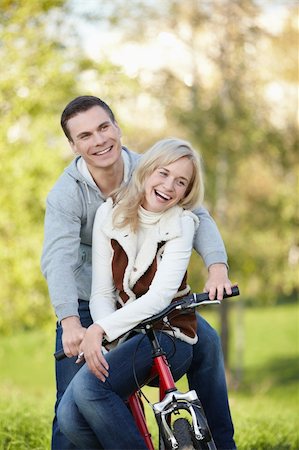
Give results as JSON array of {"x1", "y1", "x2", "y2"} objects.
[{"x1": 41, "y1": 147, "x2": 227, "y2": 322}]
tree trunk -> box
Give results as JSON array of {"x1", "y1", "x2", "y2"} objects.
[{"x1": 215, "y1": 153, "x2": 231, "y2": 377}]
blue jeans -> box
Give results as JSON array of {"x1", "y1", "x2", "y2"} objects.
[
  {"x1": 188, "y1": 318, "x2": 236, "y2": 450},
  {"x1": 52, "y1": 300, "x2": 93, "y2": 450},
  {"x1": 57, "y1": 332, "x2": 193, "y2": 449},
  {"x1": 52, "y1": 301, "x2": 236, "y2": 450}
]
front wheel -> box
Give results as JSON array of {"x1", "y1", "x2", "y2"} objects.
[
  {"x1": 173, "y1": 418, "x2": 196, "y2": 450},
  {"x1": 160, "y1": 417, "x2": 217, "y2": 450}
]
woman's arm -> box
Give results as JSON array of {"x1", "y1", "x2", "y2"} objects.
[
  {"x1": 79, "y1": 204, "x2": 118, "y2": 379},
  {"x1": 90, "y1": 205, "x2": 118, "y2": 322}
]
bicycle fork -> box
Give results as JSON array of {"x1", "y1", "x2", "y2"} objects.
[{"x1": 129, "y1": 326, "x2": 209, "y2": 449}]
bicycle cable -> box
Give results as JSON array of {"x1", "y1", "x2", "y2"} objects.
[
  {"x1": 132, "y1": 332, "x2": 152, "y2": 405},
  {"x1": 131, "y1": 307, "x2": 192, "y2": 406}
]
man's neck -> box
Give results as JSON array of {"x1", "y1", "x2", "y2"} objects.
[{"x1": 87, "y1": 158, "x2": 124, "y2": 197}]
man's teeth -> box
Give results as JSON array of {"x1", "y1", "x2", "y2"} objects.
[
  {"x1": 155, "y1": 190, "x2": 171, "y2": 200},
  {"x1": 94, "y1": 146, "x2": 112, "y2": 155}
]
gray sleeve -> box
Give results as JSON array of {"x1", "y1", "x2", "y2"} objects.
[
  {"x1": 41, "y1": 192, "x2": 82, "y2": 322},
  {"x1": 192, "y1": 206, "x2": 228, "y2": 268}
]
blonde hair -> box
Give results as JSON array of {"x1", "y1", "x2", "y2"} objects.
[{"x1": 112, "y1": 138, "x2": 204, "y2": 231}]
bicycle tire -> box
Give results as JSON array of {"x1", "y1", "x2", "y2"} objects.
[
  {"x1": 173, "y1": 418, "x2": 196, "y2": 449},
  {"x1": 192, "y1": 408, "x2": 217, "y2": 450},
  {"x1": 160, "y1": 418, "x2": 194, "y2": 450},
  {"x1": 160, "y1": 417, "x2": 217, "y2": 450}
]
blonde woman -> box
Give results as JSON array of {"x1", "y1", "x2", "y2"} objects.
[{"x1": 58, "y1": 138, "x2": 206, "y2": 449}]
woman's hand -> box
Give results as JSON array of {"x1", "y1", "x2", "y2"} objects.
[
  {"x1": 77, "y1": 323, "x2": 109, "y2": 381},
  {"x1": 204, "y1": 263, "x2": 232, "y2": 300}
]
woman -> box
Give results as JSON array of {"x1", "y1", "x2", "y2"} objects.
[{"x1": 57, "y1": 137, "x2": 204, "y2": 449}]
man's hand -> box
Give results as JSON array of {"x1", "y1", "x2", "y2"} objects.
[
  {"x1": 204, "y1": 263, "x2": 232, "y2": 300},
  {"x1": 78, "y1": 323, "x2": 109, "y2": 382},
  {"x1": 61, "y1": 316, "x2": 86, "y2": 358}
]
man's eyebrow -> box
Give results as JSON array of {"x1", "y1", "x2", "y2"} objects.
[
  {"x1": 76, "y1": 130, "x2": 91, "y2": 139},
  {"x1": 76, "y1": 121, "x2": 111, "y2": 139}
]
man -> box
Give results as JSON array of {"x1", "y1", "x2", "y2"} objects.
[{"x1": 41, "y1": 95, "x2": 236, "y2": 450}]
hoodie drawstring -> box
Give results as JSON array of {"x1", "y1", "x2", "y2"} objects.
[{"x1": 83, "y1": 180, "x2": 92, "y2": 205}]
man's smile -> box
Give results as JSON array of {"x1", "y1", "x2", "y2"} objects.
[{"x1": 93, "y1": 145, "x2": 113, "y2": 156}]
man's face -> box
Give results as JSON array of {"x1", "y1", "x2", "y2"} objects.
[{"x1": 67, "y1": 106, "x2": 122, "y2": 170}]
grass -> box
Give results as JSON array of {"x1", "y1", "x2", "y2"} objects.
[{"x1": 0, "y1": 303, "x2": 298, "y2": 449}]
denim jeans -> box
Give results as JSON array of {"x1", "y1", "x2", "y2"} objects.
[
  {"x1": 57, "y1": 332, "x2": 193, "y2": 449},
  {"x1": 52, "y1": 301, "x2": 236, "y2": 450},
  {"x1": 188, "y1": 317, "x2": 236, "y2": 450},
  {"x1": 52, "y1": 300, "x2": 93, "y2": 450}
]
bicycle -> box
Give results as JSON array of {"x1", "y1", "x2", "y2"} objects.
[{"x1": 55, "y1": 285, "x2": 239, "y2": 450}]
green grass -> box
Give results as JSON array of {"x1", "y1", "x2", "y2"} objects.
[{"x1": 0, "y1": 303, "x2": 298, "y2": 449}]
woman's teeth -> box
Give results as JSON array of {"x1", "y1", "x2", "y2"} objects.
[{"x1": 155, "y1": 190, "x2": 171, "y2": 200}]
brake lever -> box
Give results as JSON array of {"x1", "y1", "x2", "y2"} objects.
[{"x1": 175, "y1": 299, "x2": 221, "y2": 310}]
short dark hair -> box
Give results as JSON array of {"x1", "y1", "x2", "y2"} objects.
[{"x1": 61, "y1": 95, "x2": 116, "y2": 142}]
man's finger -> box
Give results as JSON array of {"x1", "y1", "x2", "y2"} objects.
[
  {"x1": 216, "y1": 286, "x2": 224, "y2": 300},
  {"x1": 209, "y1": 287, "x2": 216, "y2": 300},
  {"x1": 224, "y1": 284, "x2": 232, "y2": 295}
]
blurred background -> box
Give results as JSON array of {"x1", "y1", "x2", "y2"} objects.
[{"x1": 0, "y1": 1, "x2": 298, "y2": 449}]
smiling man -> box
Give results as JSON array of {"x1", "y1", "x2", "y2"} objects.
[{"x1": 41, "y1": 95, "x2": 236, "y2": 450}]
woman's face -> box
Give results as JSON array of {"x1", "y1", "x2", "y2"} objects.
[{"x1": 142, "y1": 156, "x2": 193, "y2": 213}]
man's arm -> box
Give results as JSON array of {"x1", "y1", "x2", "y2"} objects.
[
  {"x1": 41, "y1": 197, "x2": 81, "y2": 319},
  {"x1": 41, "y1": 191, "x2": 87, "y2": 356},
  {"x1": 192, "y1": 206, "x2": 232, "y2": 300}
]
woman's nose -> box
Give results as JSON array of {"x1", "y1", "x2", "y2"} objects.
[{"x1": 163, "y1": 178, "x2": 175, "y2": 191}]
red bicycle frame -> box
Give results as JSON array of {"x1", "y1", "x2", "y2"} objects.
[{"x1": 128, "y1": 327, "x2": 177, "y2": 450}]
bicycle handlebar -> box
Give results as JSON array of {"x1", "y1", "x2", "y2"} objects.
[
  {"x1": 138, "y1": 285, "x2": 239, "y2": 327},
  {"x1": 54, "y1": 285, "x2": 239, "y2": 361}
]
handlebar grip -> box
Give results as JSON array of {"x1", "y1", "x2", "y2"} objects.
[
  {"x1": 223, "y1": 285, "x2": 240, "y2": 298},
  {"x1": 193, "y1": 284, "x2": 239, "y2": 303},
  {"x1": 54, "y1": 349, "x2": 67, "y2": 361}
]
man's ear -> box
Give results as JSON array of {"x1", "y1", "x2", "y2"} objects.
[
  {"x1": 115, "y1": 121, "x2": 122, "y2": 137},
  {"x1": 69, "y1": 140, "x2": 78, "y2": 155}
]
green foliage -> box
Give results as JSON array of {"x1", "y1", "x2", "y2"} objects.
[{"x1": 0, "y1": 0, "x2": 79, "y2": 333}]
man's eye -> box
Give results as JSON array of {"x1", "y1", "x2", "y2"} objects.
[{"x1": 80, "y1": 135, "x2": 89, "y2": 140}]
